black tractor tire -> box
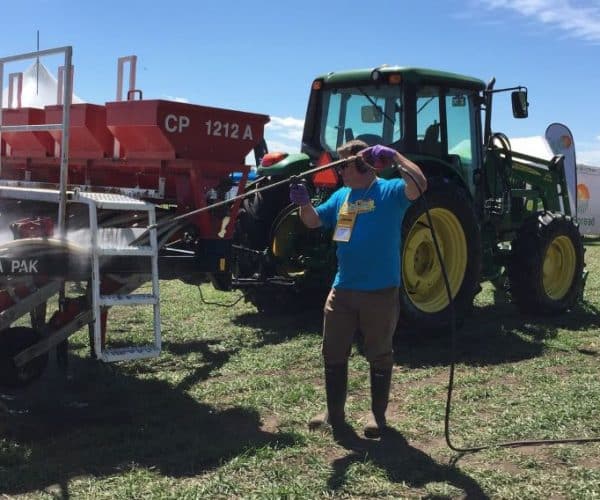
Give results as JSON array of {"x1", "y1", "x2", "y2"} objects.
[
  {"x1": 400, "y1": 180, "x2": 482, "y2": 332},
  {"x1": 246, "y1": 203, "x2": 333, "y2": 314},
  {"x1": 233, "y1": 181, "x2": 320, "y2": 314},
  {"x1": 233, "y1": 180, "x2": 291, "y2": 282},
  {"x1": 236, "y1": 182, "x2": 290, "y2": 251},
  {"x1": 234, "y1": 190, "x2": 332, "y2": 315},
  {"x1": 508, "y1": 212, "x2": 584, "y2": 314},
  {"x1": 0, "y1": 327, "x2": 48, "y2": 388}
]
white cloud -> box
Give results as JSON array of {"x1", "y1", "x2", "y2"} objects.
[
  {"x1": 579, "y1": 150, "x2": 600, "y2": 166},
  {"x1": 163, "y1": 95, "x2": 189, "y2": 103},
  {"x1": 264, "y1": 115, "x2": 305, "y2": 152},
  {"x1": 264, "y1": 140, "x2": 298, "y2": 153},
  {"x1": 577, "y1": 136, "x2": 600, "y2": 166},
  {"x1": 244, "y1": 115, "x2": 305, "y2": 165},
  {"x1": 266, "y1": 116, "x2": 304, "y2": 142},
  {"x1": 479, "y1": 0, "x2": 600, "y2": 42}
]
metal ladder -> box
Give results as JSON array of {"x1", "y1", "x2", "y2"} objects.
[{"x1": 79, "y1": 192, "x2": 161, "y2": 362}]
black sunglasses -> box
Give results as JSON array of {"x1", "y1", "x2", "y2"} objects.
[{"x1": 335, "y1": 160, "x2": 355, "y2": 174}]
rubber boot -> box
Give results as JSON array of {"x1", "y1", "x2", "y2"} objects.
[
  {"x1": 309, "y1": 363, "x2": 347, "y2": 432},
  {"x1": 364, "y1": 366, "x2": 392, "y2": 439}
]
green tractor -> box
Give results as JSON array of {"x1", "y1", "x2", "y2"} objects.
[{"x1": 230, "y1": 66, "x2": 585, "y2": 330}]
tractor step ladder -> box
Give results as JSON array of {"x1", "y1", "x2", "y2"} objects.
[{"x1": 79, "y1": 192, "x2": 161, "y2": 362}]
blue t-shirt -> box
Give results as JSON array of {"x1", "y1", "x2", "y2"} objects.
[{"x1": 315, "y1": 177, "x2": 411, "y2": 291}]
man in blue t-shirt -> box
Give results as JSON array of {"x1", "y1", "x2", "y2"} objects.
[{"x1": 289, "y1": 140, "x2": 427, "y2": 439}]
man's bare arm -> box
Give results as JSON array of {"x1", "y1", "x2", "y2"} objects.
[
  {"x1": 299, "y1": 204, "x2": 322, "y2": 228},
  {"x1": 395, "y1": 152, "x2": 428, "y2": 200}
]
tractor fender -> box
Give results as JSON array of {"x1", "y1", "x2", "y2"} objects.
[
  {"x1": 395, "y1": 155, "x2": 472, "y2": 201},
  {"x1": 256, "y1": 153, "x2": 310, "y2": 178}
]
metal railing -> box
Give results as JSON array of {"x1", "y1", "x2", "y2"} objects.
[{"x1": 0, "y1": 45, "x2": 73, "y2": 236}]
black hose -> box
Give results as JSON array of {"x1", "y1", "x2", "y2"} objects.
[
  {"x1": 397, "y1": 164, "x2": 600, "y2": 453},
  {"x1": 197, "y1": 285, "x2": 244, "y2": 307},
  {"x1": 148, "y1": 150, "x2": 600, "y2": 453}
]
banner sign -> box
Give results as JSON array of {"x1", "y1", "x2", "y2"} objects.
[
  {"x1": 545, "y1": 123, "x2": 577, "y2": 216},
  {"x1": 576, "y1": 165, "x2": 600, "y2": 235}
]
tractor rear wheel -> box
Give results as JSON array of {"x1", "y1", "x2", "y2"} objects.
[
  {"x1": 400, "y1": 181, "x2": 481, "y2": 331},
  {"x1": 0, "y1": 327, "x2": 48, "y2": 388},
  {"x1": 233, "y1": 181, "x2": 289, "y2": 280},
  {"x1": 236, "y1": 182, "x2": 290, "y2": 251},
  {"x1": 233, "y1": 186, "x2": 331, "y2": 314},
  {"x1": 508, "y1": 212, "x2": 584, "y2": 314}
]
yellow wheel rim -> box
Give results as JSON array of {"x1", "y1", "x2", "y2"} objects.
[
  {"x1": 542, "y1": 235, "x2": 576, "y2": 300},
  {"x1": 402, "y1": 208, "x2": 467, "y2": 313}
]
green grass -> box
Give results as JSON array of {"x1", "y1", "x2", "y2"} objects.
[{"x1": 1, "y1": 241, "x2": 600, "y2": 498}]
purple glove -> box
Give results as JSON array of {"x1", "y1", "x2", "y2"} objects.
[
  {"x1": 289, "y1": 182, "x2": 310, "y2": 206},
  {"x1": 360, "y1": 145, "x2": 397, "y2": 170}
]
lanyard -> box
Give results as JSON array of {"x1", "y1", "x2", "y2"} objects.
[
  {"x1": 334, "y1": 178, "x2": 377, "y2": 242},
  {"x1": 340, "y1": 177, "x2": 378, "y2": 214}
]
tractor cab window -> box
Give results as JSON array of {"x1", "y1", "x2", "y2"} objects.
[
  {"x1": 320, "y1": 85, "x2": 402, "y2": 154},
  {"x1": 446, "y1": 89, "x2": 477, "y2": 192},
  {"x1": 416, "y1": 86, "x2": 442, "y2": 156}
]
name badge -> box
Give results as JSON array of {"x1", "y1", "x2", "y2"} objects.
[{"x1": 333, "y1": 211, "x2": 356, "y2": 242}]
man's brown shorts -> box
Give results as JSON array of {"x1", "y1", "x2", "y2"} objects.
[{"x1": 322, "y1": 287, "x2": 400, "y2": 369}]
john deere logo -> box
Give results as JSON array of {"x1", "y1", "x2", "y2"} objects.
[
  {"x1": 577, "y1": 183, "x2": 590, "y2": 214},
  {"x1": 549, "y1": 134, "x2": 573, "y2": 153},
  {"x1": 577, "y1": 183, "x2": 595, "y2": 229},
  {"x1": 560, "y1": 134, "x2": 572, "y2": 149}
]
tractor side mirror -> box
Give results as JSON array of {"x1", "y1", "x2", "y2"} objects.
[
  {"x1": 511, "y1": 90, "x2": 528, "y2": 118},
  {"x1": 361, "y1": 105, "x2": 383, "y2": 123}
]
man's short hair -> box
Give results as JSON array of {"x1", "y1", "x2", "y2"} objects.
[
  {"x1": 337, "y1": 139, "x2": 370, "y2": 172},
  {"x1": 337, "y1": 139, "x2": 369, "y2": 158}
]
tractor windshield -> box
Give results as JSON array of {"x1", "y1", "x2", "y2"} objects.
[{"x1": 319, "y1": 85, "x2": 402, "y2": 154}]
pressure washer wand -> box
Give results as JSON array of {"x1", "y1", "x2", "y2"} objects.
[{"x1": 147, "y1": 156, "x2": 355, "y2": 230}]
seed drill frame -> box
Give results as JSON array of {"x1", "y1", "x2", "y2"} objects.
[{"x1": 0, "y1": 46, "x2": 269, "y2": 386}]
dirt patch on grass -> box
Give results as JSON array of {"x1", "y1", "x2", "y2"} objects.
[
  {"x1": 484, "y1": 460, "x2": 523, "y2": 475},
  {"x1": 408, "y1": 436, "x2": 448, "y2": 455},
  {"x1": 397, "y1": 372, "x2": 449, "y2": 392},
  {"x1": 260, "y1": 414, "x2": 280, "y2": 433},
  {"x1": 576, "y1": 455, "x2": 600, "y2": 469}
]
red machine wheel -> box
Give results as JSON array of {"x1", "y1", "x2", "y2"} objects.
[{"x1": 0, "y1": 327, "x2": 48, "y2": 388}]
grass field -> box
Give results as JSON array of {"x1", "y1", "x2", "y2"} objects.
[{"x1": 1, "y1": 240, "x2": 600, "y2": 498}]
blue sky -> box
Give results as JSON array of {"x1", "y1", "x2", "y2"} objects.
[{"x1": 1, "y1": 0, "x2": 599, "y2": 165}]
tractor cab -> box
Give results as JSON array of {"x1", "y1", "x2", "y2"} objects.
[{"x1": 301, "y1": 66, "x2": 487, "y2": 197}]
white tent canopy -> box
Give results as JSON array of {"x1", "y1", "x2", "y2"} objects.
[
  {"x1": 510, "y1": 134, "x2": 600, "y2": 235},
  {"x1": 509, "y1": 136, "x2": 553, "y2": 160},
  {"x1": 1, "y1": 61, "x2": 83, "y2": 108}
]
